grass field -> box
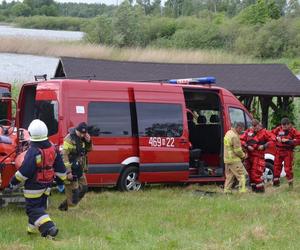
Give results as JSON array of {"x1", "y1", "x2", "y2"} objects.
[{"x1": 1, "y1": 160, "x2": 300, "y2": 250}]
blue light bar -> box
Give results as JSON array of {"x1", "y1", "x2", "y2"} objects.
[{"x1": 168, "y1": 77, "x2": 216, "y2": 85}]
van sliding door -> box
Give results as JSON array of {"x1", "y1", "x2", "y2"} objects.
[{"x1": 134, "y1": 87, "x2": 189, "y2": 183}]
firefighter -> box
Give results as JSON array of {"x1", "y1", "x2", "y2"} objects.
[
  {"x1": 7, "y1": 119, "x2": 67, "y2": 238},
  {"x1": 58, "y1": 122, "x2": 92, "y2": 211},
  {"x1": 223, "y1": 122, "x2": 248, "y2": 193},
  {"x1": 272, "y1": 118, "x2": 300, "y2": 188},
  {"x1": 240, "y1": 119, "x2": 275, "y2": 193}
]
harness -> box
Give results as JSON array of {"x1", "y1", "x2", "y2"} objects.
[
  {"x1": 35, "y1": 145, "x2": 56, "y2": 184},
  {"x1": 276, "y1": 129, "x2": 295, "y2": 150},
  {"x1": 69, "y1": 133, "x2": 86, "y2": 162}
]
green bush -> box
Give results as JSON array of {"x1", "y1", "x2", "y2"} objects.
[
  {"x1": 253, "y1": 19, "x2": 289, "y2": 58},
  {"x1": 0, "y1": 14, "x2": 6, "y2": 21},
  {"x1": 270, "y1": 100, "x2": 295, "y2": 128},
  {"x1": 14, "y1": 15, "x2": 87, "y2": 31},
  {"x1": 234, "y1": 18, "x2": 299, "y2": 58},
  {"x1": 171, "y1": 23, "x2": 223, "y2": 49},
  {"x1": 83, "y1": 15, "x2": 113, "y2": 44},
  {"x1": 236, "y1": 0, "x2": 280, "y2": 25},
  {"x1": 234, "y1": 25, "x2": 258, "y2": 55},
  {"x1": 149, "y1": 37, "x2": 174, "y2": 48},
  {"x1": 284, "y1": 17, "x2": 300, "y2": 57},
  {"x1": 145, "y1": 17, "x2": 177, "y2": 42},
  {"x1": 111, "y1": 2, "x2": 147, "y2": 47},
  {"x1": 10, "y1": 3, "x2": 31, "y2": 17}
]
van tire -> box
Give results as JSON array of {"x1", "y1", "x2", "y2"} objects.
[
  {"x1": 118, "y1": 166, "x2": 142, "y2": 192},
  {"x1": 263, "y1": 162, "x2": 274, "y2": 183}
]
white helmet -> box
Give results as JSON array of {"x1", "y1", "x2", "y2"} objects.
[{"x1": 28, "y1": 119, "x2": 48, "y2": 142}]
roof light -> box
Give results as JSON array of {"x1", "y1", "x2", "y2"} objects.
[{"x1": 168, "y1": 77, "x2": 216, "y2": 85}]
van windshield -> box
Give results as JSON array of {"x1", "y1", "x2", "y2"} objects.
[{"x1": 34, "y1": 100, "x2": 58, "y2": 136}]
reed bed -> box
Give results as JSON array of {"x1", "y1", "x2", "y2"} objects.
[{"x1": 0, "y1": 37, "x2": 257, "y2": 64}]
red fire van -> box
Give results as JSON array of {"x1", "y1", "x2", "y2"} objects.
[{"x1": 17, "y1": 78, "x2": 254, "y2": 191}]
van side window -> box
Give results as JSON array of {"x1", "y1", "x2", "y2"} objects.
[
  {"x1": 229, "y1": 107, "x2": 246, "y2": 127},
  {"x1": 245, "y1": 113, "x2": 252, "y2": 128},
  {"x1": 88, "y1": 102, "x2": 132, "y2": 136},
  {"x1": 136, "y1": 103, "x2": 183, "y2": 137}
]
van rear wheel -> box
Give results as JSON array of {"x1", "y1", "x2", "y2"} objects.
[
  {"x1": 263, "y1": 162, "x2": 274, "y2": 183},
  {"x1": 118, "y1": 166, "x2": 142, "y2": 191}
]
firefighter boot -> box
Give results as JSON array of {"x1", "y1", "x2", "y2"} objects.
[
  {"x1": 78, "y1": 185, "x2": 88, "y2": 201},
  {"x1": 41, "y1": 226, "x2": 59, "y2": 239},
  {"x1": 288, "y1": 181, "x2": 294, "y2": 190},
  {"x1": 251, "y1": 184, "x2": 256, "y2": 192},
  {"x1": 40, "y1": 221, "x2": 58, "y2": 239},
  {"x1": 273, "y1": 178, "x2": 280, "y2": 187},
  {"x1": 255, "y1": 185, "x2": 265, "y2": 193},
  {"x1": 47, "y1": 226, "x2": 59, "y2": 238},
  {"x1": 58, "y1": 200, "x2": 68, "y2": 211}
]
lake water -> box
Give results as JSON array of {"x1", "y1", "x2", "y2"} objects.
[
  {"x1": 0, "y1": 25, "x2": 84, "y2": 41},
  {"x1": 0, "y1": 25, "x2": 299, "y2": 83},
  {"x1": 0, "y1": 53, "x2": 58, "y2": 83},
  {"x1": 0, "y1": 25, "x2": 84, "y2": 82}
]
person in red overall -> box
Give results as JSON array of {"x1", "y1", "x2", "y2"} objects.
[
  {"x1": 272, "y1": 117, "x2": 300, "y2": 188},
  {"x1": 241, "y1": 119, "x2": 275, "y2": 192}
]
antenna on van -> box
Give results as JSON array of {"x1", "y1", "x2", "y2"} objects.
[
  {"x1": 34, "y1": 74, "x2": 47, "y2": 81},
  {"x1": 51, "y1": 74, "x2": 97, "y2": 80}
]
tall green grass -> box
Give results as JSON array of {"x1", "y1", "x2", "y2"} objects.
[{"x1": 1, "y1": 155, "x2": 300, "y2": 250}]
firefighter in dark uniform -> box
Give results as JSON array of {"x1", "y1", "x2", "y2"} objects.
[
  {"x1": 58, "y1": 122, "x2": 92, "y2": 211},
  {"x1": 8, "y1": 119, "x2": 67, "y2": 238}
]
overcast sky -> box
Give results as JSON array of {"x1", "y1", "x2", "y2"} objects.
[{"x1": 0, "y1": 0, "x2": 120, "y2": 5}]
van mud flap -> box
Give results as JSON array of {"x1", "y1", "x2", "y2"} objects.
[{"x1": 0, "y1": 191, "x2": 25, "y2": 208}]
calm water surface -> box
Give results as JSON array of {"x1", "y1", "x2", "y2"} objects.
[
  {"x1": 0, "y1": 25, "x2": 84, "y2": 41},
  {"x1": 0, "y1": 25, "x2": 84, "y2": 82},
  {"x1": 0, "y1": 25, "x2": 299, "y2": 82},
  {"x1": 0, "y1": 53, "x2": 58, "y2": 83}
]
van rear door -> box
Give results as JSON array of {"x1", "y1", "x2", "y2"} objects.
[{"x1": 134, "y1": 86, "x2": 189, "y2": 183}]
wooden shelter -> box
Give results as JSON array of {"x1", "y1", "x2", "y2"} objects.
[{"x1": 54, "y1": 57, "x2": 300, "y2": 128}]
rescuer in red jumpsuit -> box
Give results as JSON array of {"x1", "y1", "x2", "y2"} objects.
[
  {"x1": 241, "y1": 119, "x2": 275, "y2": 192},
  {"x1": 272, "y1": 118, "x2": 300, "y2": 188}
]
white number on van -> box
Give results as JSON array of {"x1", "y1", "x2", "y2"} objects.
[{"x1": 148, "y1": 137, "x2": 175, "y2": 147}]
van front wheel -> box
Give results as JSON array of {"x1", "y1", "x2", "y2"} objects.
[{"x1": 118, "y1": 166, "x2": 142, "y2": 192}]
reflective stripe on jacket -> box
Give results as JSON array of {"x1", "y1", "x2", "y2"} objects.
[
  {"x1": 224, "y1": 128, "x2": 245, "y2": 164},
  {"x1": 62, "y1": 129, "x2": 92, "y2": 171},
  {"x1": 23, "y1": 187, "x2": 51, "y2": 198}
]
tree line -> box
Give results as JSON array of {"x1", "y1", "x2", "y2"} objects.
[{"x1": 0, "y1": 0, "x2": 300, "y2": 58}]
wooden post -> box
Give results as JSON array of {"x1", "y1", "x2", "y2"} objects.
[{"x1": 259, "y1": 96, "x2": 271, "y2": 129}]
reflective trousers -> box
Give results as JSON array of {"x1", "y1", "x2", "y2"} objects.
[
  {"x1": 224, "y1": 162, "x2": 246, "y2": 193},
  {"x1": 65, "y1": 174, "x2": 88, "y2": 207},
  {"x1": 274, "y1": 149, "x2": 294, "y2": 184},
  {"x1": 25, "y1": 194, "x2": 54, "y2": 236}
]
